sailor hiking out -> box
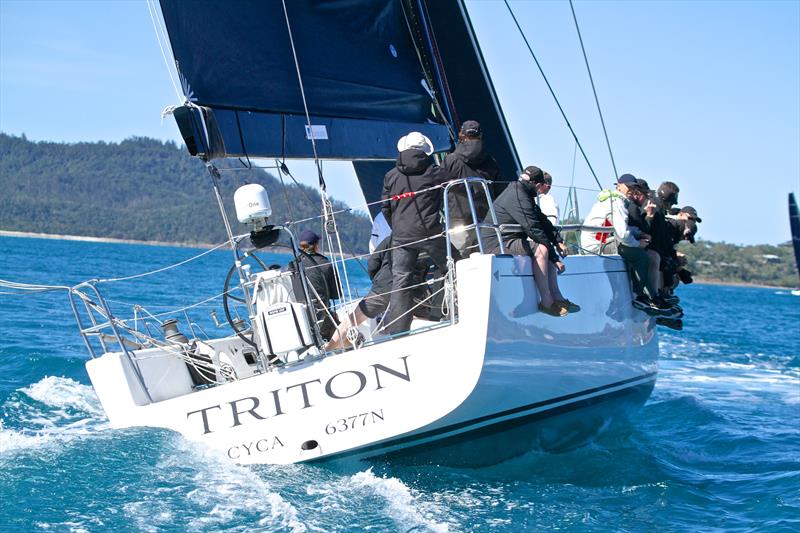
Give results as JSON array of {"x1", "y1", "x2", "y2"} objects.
[{"x1": 484, "y1": 165, "x2": 577, "y2": 317}]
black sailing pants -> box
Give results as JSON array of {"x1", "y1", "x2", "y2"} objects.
[{"x1": 383, "y1": 237, "x2": 448, "y2": 335}]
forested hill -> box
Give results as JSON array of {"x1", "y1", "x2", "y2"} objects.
[
  {"x1": 0, "y1": 133, "x2": 371, "y2": 252},
  {"x1": 679, "y1": 240, "x2": 799, "y2": 288}
]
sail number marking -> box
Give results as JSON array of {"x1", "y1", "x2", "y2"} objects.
[{"x1": 325, "y1": 409, "x2": 384, "y2": 435}]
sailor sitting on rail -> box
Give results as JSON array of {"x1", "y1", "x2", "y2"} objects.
[
  {"x1": 581, "y1": 175, "x2": 678, "y2": 318},
  {"x1": 485, "y1": 165, "x2": 577, "y2": 317}
]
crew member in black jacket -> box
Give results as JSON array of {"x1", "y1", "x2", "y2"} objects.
[
  {"x1": 381, "y1": 132, "x2": 453, "y2": 334},
  {"x1": 288, "y1": 230, "x2": 340, "y2": 340},
  {"x1": 486, "y1": 165, "x2": 576, "y2": 316},
  {"x1": 443, "y1": 120, "x2": 502, "y2": 254}
]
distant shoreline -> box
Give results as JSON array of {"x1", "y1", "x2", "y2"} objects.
[
  {"x1": 694, "y1": 278, "x2": 792, "y2": 290},
  {"x1": 0, "y1": 230, "x2": 354, "y2": 258},
  {"x1": 2, "y1": 230, "x2": 794, "y2": 288},
  {"x1": 0, "y1": 229, "x2": 216, "y2": 249}
]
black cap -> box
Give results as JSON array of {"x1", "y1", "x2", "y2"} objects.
[
  {"x1": 298, "y1": 230, "x2": 320, "y2": 245},
  {"x1": 680, "y1": 206, "x2": 702, "y2": 223},
  {"x1": 657, "y1": 182, "x2": 680, "y2": 206},
  {"x1": 460, "y1": 120, "x2": 481, "y2": 137},
  {"x1": 617, "y1": 173, "x2": 638, "y2": 187},
  {"x1": 636, "y1": 178, "x2": 651, "y2": 192},
  {"x1": 522, "y1": 165, "x2": 544, "y2": 183}
]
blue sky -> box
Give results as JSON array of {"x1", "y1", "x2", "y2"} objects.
[{"x1": 1, "y1": 0, "x2": 798, "y2": 245}]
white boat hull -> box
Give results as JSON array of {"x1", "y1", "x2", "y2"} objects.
[{"x1": 86, "y1": 253, "x2": 657, "y2": 465}]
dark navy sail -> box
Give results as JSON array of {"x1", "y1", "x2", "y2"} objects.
[
  {"x1": 425, "y1": 0, "x2": 522, "y2": 185},
  {"x1": 789, "y1": 193, "x2": 800, "y2": 283},
  {"x1": 159, "y1": 0, "x2": 451, "y2": 160},
  {"x1": 352, "y1": 0, "x2": 523, "y2": 213},
  {"x1": 158, "y1": 0, "x2": 523, "y2": 214}
]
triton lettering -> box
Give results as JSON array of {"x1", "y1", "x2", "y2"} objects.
[{"x1": 187, "y1": 356, "x2": 411, "y2": 435}]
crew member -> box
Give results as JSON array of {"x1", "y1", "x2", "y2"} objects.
[
  {"x1": 288, "y1": 230, "x2": 340, "y2": 340},
  {"x1": 381, "y1": 132, "x2": 453, "y2": 334},
  {"x1": 443, "y1": 120, "x2": 502, "y2": 254},
  {"x1": 487, "y1": 165, "x2": 576, "y2": 316}
]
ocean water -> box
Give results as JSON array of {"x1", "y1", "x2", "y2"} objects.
[{"x1": 1, "y1": 235, "x2": 798, "y2": 532}]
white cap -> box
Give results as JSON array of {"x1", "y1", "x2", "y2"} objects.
[{"x1": 396, "y1": 131, "x2": 434, "y2": 155}]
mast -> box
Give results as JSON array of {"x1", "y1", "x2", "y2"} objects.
[{"x1": 423, "y1": 0, "x2": 523, "y2": 185}]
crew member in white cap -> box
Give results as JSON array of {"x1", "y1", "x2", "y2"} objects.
[{"x1": 381, "y1": 132, "x2": 454, "y2": 334}]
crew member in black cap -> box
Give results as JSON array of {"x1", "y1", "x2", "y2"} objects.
[
  {"x1": 443, "y1": 120, "x2": 502, "y2": 255},
  {"x1": 677, "y1": 206, "x2": 702, "y2": 224},
  {"x1": 485, "y1": 165, "x2": 576, "y2": 316},
  {"x1": 288, "y1": 230, "x2": 340, "y2": 340},
  {"x1": 656, "y1": 181, "x2": 680, "y2": 214}
]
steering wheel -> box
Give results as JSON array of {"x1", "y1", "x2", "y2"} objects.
[{"x1": 222, "y1": 250, "x2": 269, "y2": 348}]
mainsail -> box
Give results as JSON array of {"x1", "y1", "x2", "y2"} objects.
[
  {"x1": 158, "y1": 0, "x2": 521, "y2": 213},
  {"x1": 159, "y1": 0, "x2": 452, "y2": 161},
  {"x1": 789, "y1": 193, "x2": 800, "y2": 284}
]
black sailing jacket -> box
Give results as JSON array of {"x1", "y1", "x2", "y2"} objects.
[
  {"x1": 487, "y1": 179, "x2": 560, "y2": 262},
  {"x1": 381, "y1": 149, "x2": 453, "y2": 244},
  {"x1": 443, "y1": 139, "x2": 500, "y2": 224},
  {"x1": 289, "y1": 251, "x2": 340, "y2": 305}
]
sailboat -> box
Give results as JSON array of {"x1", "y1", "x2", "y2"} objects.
[
  {"x1": 70, "y1": 0, "x2": 658, "y2": 465},
  {"x1": 789, "y1": 193, "x2": 800, "y2": 296}
]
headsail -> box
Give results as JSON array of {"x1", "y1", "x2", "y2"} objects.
[
  {"x1": 158, "y1": 0, "x2": 452, "y2": 161},
  {"x1": 355, "y1": 0, "x2": 523, "y2": 214},
  {"x1": 789, "y1": 193, "x2": 800, "y2": 284}
]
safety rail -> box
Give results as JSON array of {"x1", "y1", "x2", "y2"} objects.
[
  {"x1": 442, "y1": 177, "x2": 507, "y2": 257},
  {"x1": 58, "y1": 177, "x2": 612, "y2": 385},
  {"x1": 495, "y1": 223, "x2": 618, "y2": 255},
  {"x1": 68, "y1": 281, "x2": 153, "y2": 402}
]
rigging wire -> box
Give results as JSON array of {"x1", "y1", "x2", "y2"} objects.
[
  {"x1": 563, "y1": 140, "x2": 579, "y2": 221},
  {"x1": 145, "y1": 0, "x2": 183, "y2": 103},
  {"x1": 281, "y1": 0, "x2": 356, "y2": 314},
  {"x1": 502, "y1": 0, "x2": 603, "y2": 190},
  {"x1": 280, "y1": 0, "x2": 325, "y2": 192},
  {"x1": 275, "y1": 159, "x2": 297, "y2": 224},
  {"x1": 569, "y1": 0, "x2": 619, "y2": 181}
]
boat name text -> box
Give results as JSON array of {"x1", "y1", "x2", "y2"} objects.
[{"x1": 187, "y1": 355, "x2": 410, "y2": 435}]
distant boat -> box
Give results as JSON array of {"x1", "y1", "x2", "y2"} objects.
[{"x1": 790, "y1": 193, "x2": 800, "y2": 295}]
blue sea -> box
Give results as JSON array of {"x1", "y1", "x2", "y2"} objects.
[{"x1": 1, "y1": 235, "x2": 798, "y2": 532}]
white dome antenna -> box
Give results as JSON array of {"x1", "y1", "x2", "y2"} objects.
[{"x1": 234, "y1": 184, "x2": 272, "y2": 229}]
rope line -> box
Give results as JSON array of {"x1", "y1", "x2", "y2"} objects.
[
  {"x1": 503, "y1": 0, "x2": 603, "y2": 190},
  {"x1": 146, "y1": 0, "x2": 183, "y2": 102},
  {"x1": 281, "y1": 0, "x2": 325, "y2": 191},
  {"x1": 95, "y1": 240, "x2": 230, "y2": 283},
  {"x1": 569, "y1": 0, "x2": 619, "y2": 181}
]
